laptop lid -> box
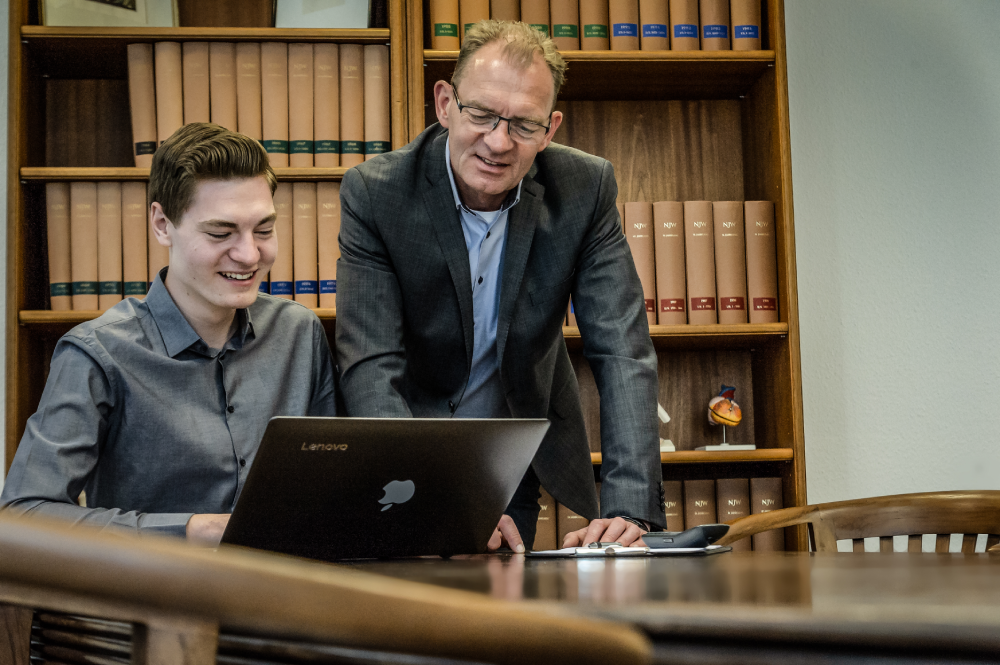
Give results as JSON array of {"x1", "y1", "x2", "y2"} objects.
[{"x1": 221, "y1": 417, "x2": 549, "y2": 561}]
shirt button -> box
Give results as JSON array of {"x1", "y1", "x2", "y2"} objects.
[
  {"x1": 227, "y1": 405, "x2": 235, "y2": 413},
  {"x1": 239, "y1": 458, "x2": 247, "y2": 467},
  {"x1": 486, "y1": 231, "x2": 491, "y2": 238},
  {"x1": 478, "y1": 276, "x2": 483, "y2": 284}
]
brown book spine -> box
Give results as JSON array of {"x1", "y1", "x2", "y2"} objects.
[
  {"x1": 730, "y1": 0, "x2": 761, "y2": 50},
  {"x1": 713, "y1": 201, "x2": 747, "y2": 324},
  {"x1": 533, "y1": 487, "x2": 558, "y2": 551},
  {"x1": 363, "y1": 45, "x2": 391, "y2": 161},
  {"x1": 550, "y1": 0, "x2": 580, "y2": 50},
  {"x1": 430, "y1": 0, "x2": 461, "y2": 50},
  {"x1": 460, "y1": 0, "x2": 490, "y2": 40},
  {"x1": 520, "y1": 0, "x2": 550, "y2": 36},
  {"x1": 261, "y1": 42, "x2": 289, "y2": 168},
  {"x1": 125, "y1": 44, "x2": 157, "y2": 167},
  {"x1": 639, "y1": 0, "x2": 669, "y2": 50},
  {"x1": 96, "y1": 182, "x2": 123, "y2": 311},
  {"x1": 566, "y1": 298, "x2": 577, "y2": 326},
  {"x1": 744, "y1": 200, "x2": 778, "y2": 323},
  {"x1": 209, "y1": 42, "x2": 238, "y2": 131},
  {"x1": 490, "y1": 0, "x2": 520, "y2": 21},
  {"x1": 339, "y1": 44, "x2": 365, "y2": 168},
  {"x1": 716, "y1": 478, "x2": 750, "y2": 551},
  {"x1": 609, "y1": 0, "x2": 640, "y2": 51},
  {"x1": 153, "y1": 42, "x2": 184, "y2": 145},
  {"x1": 70, "y1": 182, "x2": 99, "y2": 311},
  {"x1": 147, "y1": 211, "x2": 169, "y2": 287},
  {"x1": 580, "y1": 0, "x2": 610, "y2": 51},
  {"x1": 292, "y1": 183, "x2": 318, "y2": 308},
  {"x1": 663, "y1": 480, "x2": 684, "y2": 531},
  {"x1": 750, "y1": 477, "x2": 784, "y2": 551},
  {"x1": 236, "y1": 42, "x2": 263, "y2": 140},
  {"x1": 121, "y1": 182, "x2": 148, "y2": 299},
  {"x1": 556, "y1": 502, "x2": 591, "y2": 547},
  {"x1": 182, "y1": 42, "x2": 210, "y2": 124},
  {"x1": 313, "y1": 44, "x2": 341, "y2": 168},
  {"x1": 45, "y1": 183, "x2": 72, "y2": 311},
  {"x1": 287, "y1": 43, "x2": 315, "y2": 167},
  {"x1": 668, "y1": 0, "x2": 699, "y2": 50},
  {"x1": 683, "y1": 200, "x2": 717, "y2": 324},
  {"x1": 653, "y1": 201, "x2": 686, "y2": 324},
  {"x1": 624, "y1": 202, "x2": 656, "y2": 325},
  {"x1": 270, "y1": 183, "x2": 294, "y2": 299},
  {"x1": 317, "y1": 181, "x2": 341, "y2": 309},
  {"x1": 699, "y1": 0, "x2": 730, "y2": 50},
  {"x1": 682, "y1": 479, "x2": 716, "y2": 527}
]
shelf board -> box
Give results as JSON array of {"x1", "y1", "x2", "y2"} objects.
[
  {"x1": 19, "y1": 308, "x2": 336, "y2": 333},
  {"x1": 424, "y1": 50, "x2": 776, "y2": 101},
  {"x1": 565, "y1": 323, "x2": 788, "y2": 350},
  {"x1": 21, "y1": 167, "x2": 349, "y2": 182},
  {"x1": 592, "y1": 448, "x2": 793, "y2": 465}
]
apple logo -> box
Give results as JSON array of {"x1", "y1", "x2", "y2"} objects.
[{"x1": 379, "y1": 480, "x2": 415, "y2": 511}]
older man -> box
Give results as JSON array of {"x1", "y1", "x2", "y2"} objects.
[{"x1": 336, "y1": 20, "x2": 665, "y2": 550}]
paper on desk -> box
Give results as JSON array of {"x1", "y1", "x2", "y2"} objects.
[{"x1": 526, "y1": 545, "x2": 730, "y2": 558}]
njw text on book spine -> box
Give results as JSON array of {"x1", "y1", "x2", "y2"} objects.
[
  {"x1": 653, "y1": 201, "x2": 686, "y2": 324},
  {"x1": 713, "y1": 200, "x2": 747, "y2": 324},
  {"x1": 744, "y1": 200, "x2": 778, "y2": 323},
  {"x1": 683, "y1": 479, "x2": 716, "y2": 527},
  {"x1": 683, "y1": 200, "x2": 717, "y2": 325},
  {"x1": 716, "y1": 477, "x2": 750, "y2": 551},
  {"x1": 624, "y1": 202, "x2": 657, "y2": 325},
  {"x1": 534, "y1": 487, "x2": 557, "y2": 551},
  {"x1": 750, "y1": 477, "x2": 784, "y2": 551},
  {"x1": 663, "y1": 480, "x2": 684, "y2": 531}
]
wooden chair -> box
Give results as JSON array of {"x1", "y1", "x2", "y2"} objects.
[
  {"x1": 0, "y1": 514, "x2": 652, "y2": 665},
  {"x1": 716, "y1": 490, "x2": 1000, "y2": 553}
]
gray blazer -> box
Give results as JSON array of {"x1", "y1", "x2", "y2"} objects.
[{"x1": 336, "y1": 125, "x2": 666, "y2": 528}]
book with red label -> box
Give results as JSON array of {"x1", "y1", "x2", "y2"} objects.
[
  {"x1": 534, "y1": 487, "x2": 558, "y2": 551},
  {"x1": 314, "y1": 44, "x2": 340, "y2": 167},
  {"x1": 580, "y1": 0, "x2": 610, "y2": 51},
  {"x1": 153, "y1": 42, "x2": 183, "y2": 145},
  {"x1": 126, "y1": 43, "x2": 157, "y2": 167},
  {"x1": 653, "y1": 201, "x2": 686, "y2": 324},
  {"x1": 288, "y1": 43, "x2": 314, "y2": 167},
  {"x1": 520, "y1": 0, "x2": 550, "y2": 37},
  {"x1": 730, "y1": 0, "x2": 761, "y2": 50},
  {"x1": 96, "y1": 182, "x2": 123, "y2": 311},
  {"x1": 745, "y1": 200, "x2": 778, "y2": 323},
  {"x1": 550, "y1": 0, "x2": 580, "y2": 50},
  {"x1": 699, "y1": 0, "x2": 730, "y2": 50},
  {"x1": 716, "y1": 477, "x2": 750, "y2": 551},
  {"x1": 209, "y1": 42, "x2": 238, "y2": 131},
  {"x1": 270, "y1": 183, "x2": 294, "y2": 299},
  {"x1": 750, "y1": 477, "x2": 784, "y2": 551},
  {"x1": 609, "y1": 0, "x2": 640, "y2": 51},
  {"x1": 460, "y1": 0, "x2": 489, "y2": 40},
  {"x1": 430, "y1": 0, "x2": 461, "y2": 50},
  {"x1": 121, "y1": 182, "x2": 148, "y2": 299},
  {"x1": 491, "y1": 0, "x2": 519, "y2": 21},
  {"x1": 639, "y1": 0, "x2": 669, "y2": 50},
  {"x1": 182, "y1": 42, "x2": 210, "y2": 124},
  {"x1": 45, "y1": 183, "x2": 72, "y2": 311},
  {"x1": 292, "y1": 182, "x2": 318, "y2": 308},
  {"x1": 683, "y1": 479, "x2": 716, "y2": 527},
  {"x1": 317, "y1": 181, "x2": 341, "y2": 309},
  {"x1": 340, "y1": 44, "x2": 365, "y2": 168},
  {"x1": 663, "y1": 480, "x2": 684, "y2": 531},
  {"x1": 70, "y1": 182, "x2": 99, "y2": 311},
  {"x1": 236, "y1": 42, "x2": 263, "y2": 140},
  {"x1": 683, "y1": 200, "x2": 717, "y2": 324},
  {"x1": 713, "y1": 200, "x2": 747, "y2": 324},
  {"x1": 669, "y1": 0, "x2": 699, "y2": 50},
  {"x1": 624, "y1": 202, "x2": 656, "y2": 325},
  {"x1": 261, "y1": 42, "x2": 290, "y2": 167}
]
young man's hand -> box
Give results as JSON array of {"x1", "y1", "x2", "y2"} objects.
[
  {"x1": 186, "y1": 513, "x2": 231, "y2": 546},
  {"x1": 561, "y1": 517, "x2": 648, "y2": 548}
]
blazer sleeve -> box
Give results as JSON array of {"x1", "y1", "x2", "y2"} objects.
[
  {"x1": 571, "y1": 160, "x2": 666, "y2": 529},
  {"x1": 335, "y1": 166, "x2": 413, "y2": 417}
]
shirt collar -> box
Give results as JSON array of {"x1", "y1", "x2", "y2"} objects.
[{"x1": 444, "y1": 136, "x2": 522, "y2": 214}]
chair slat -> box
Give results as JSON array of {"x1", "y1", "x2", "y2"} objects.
[
  {"x1": 935, "y1": 534, "x2": 951, "y2": 553},
  {"x1": 961, "y1": 534, "x2": 978, "y2": 554},
  {"x1": 852, "y1": 538, "x2": 864, "y2": 553},
  {"x1": 879, "y1": 536, "x2": 893, "y2": 553},
  {"x1": 907, "y1": 535, "x2": 922, "y2": 552}
]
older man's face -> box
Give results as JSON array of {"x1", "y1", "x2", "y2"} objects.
[{"x1": 434, "y1": 42, "x2": 564, "y2": 211}]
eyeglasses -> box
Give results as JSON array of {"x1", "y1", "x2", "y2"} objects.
[{"x1": 451, "y1": 85, "x2": 551, "y2": 144}]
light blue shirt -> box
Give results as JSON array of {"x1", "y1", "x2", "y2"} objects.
[{"x1": 444, "y1": 138, "x2": 522, "y2": 418}]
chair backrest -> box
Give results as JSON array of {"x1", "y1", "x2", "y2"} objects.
[{"x1": 717, "y1": 490, "x2": 1000, "y2": 553}]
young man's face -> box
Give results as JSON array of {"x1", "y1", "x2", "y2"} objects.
[
  {"x1": 434, "y1": 42, "x2": 564, "y2": 211},
  {"x1": 154, "y1": 177, "x2": 277, "y2": 319}
]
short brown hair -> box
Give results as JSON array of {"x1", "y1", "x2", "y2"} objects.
[
  {"x1": 452, "y1": 20, "x2": 567, "y2": 110},
  {"x1": 148, "y1": 123, "x2": 278, "y2": 224}
]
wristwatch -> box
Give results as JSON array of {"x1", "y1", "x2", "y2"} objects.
[{"x1": 620, "y1": 516, "x2": 650, "y2": 531}]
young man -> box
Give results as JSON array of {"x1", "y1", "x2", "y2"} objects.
[
  {"x1": 1, "y1": 123, "x2": 336, "y2": 545},
  {"x1": 336, "y1": 21, "x2": 666, "y2": 551}
]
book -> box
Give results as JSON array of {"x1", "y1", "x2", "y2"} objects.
[
  {"x1": 235, "y1": 42, "x2": 263, "y2": 140},
  {"x1": 292, "y1": 183, "x2": 318, "y2": 307},
  {"x1": 683, "y1": 200, "x2": 717, "y2": 325},
  {"x1": 520, "y1": 0, "x2": 550, "y2": 36},
  {"x1": 750, "y1": 477, "x2": 784, "y2": 551},
  {"x1": 147, "y1": 212, "x2": 169, "y2": 287},
  {"x1": 182, "y1": 42, "x2": 210, "y2": 124},
  {"x1": 534, "y1": 487, "x2": 558, "y2": 551},
  {"x1": 96, "y1": 182, "x2": 123, "y2": 310},
  {"x1": 288, "y1": 43, "x2": 315, "y2": 167},
  {"x1": 261, "y1": 42, "x2": 290, "y2": 167},
  {"x1": 623, "y1": 202, "x2": 656, "y2": 326},
  {"x1": 317, "y1": 181, "x2": 341, "y2": 309},
  {"x1": 556, "y1": 502, "x2": 590, "y2": 547},
  {"x1": 490, "y1": 0, "x2": 519, "y2": 21},
  {"x1": 744, "y1": 200, "x2": 778, "y2": 323},
  {"x1": 460, "y1": 0, "x2": 490, "y2": 39},
  {"x1": 639, "y1": 0, "x2": 669, "y2": 50},
  {"x1": 45, "y1": 183, "x2": 72, "y2": 311},
  {"x1": 713, "y1": 201, "x2": 747, "y2": 324},
  {"x1": 668, "y1": 0, "x2": 699, "y2": 50},
  {"x1": 339, "y1": 44, "x2": 365, "y2": 168},
  {"x1": 549, "y1": 0, "x2": 580, "y2": 51},
  {"x1": 313, "y1": 44, "x2": 341, "y2": 167},
  {"x1": 209, "y1": 42, "x2": 238, "y2": 131},
  {"x1": 270, "y1": 183, "x2": 294, "y2": 299},
  {"x1": 363, "y1": 45, "x2": 391, "y2": 161},
  {"x1": 580, "y1": 0, "x2": 610, "y2": 51},
  {"x1": 653, "y1": 201, "x2": 686, "y2": 325},
  {"x1": 716, "y1": 478, "x2": 750, "y2": 551},
  {"x1": 121, "y1": 182, "x2": 148, "y2": 298},
  {"x1": 153, "y1": 42, "x2": 183, "y2": 145},
  {"x1": 699, "y1": 0, "x2": 730, "y2": 50},
  {"x1": 125, "y1": 44, "x2": 157, "y2": 167},
  {"x1": 69, "y1": 182, "x2": 99, "y2": 311},
  {"x1": 730, "y1": 0, "x2": 761, "y2": 50},
  {"x1": 663, "y1": 480, "x2": 684, "y2": 531},
  {"x1": 609, "y1": 0, "x2": 640, "y2": 51},
  {"x1": 682, "y1": 479, "x2": 716, "y2": 527},
  {"x1": 430, "y1": 0, "x2": 461, "y2": 50}
]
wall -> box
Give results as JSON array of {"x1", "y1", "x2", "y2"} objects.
[
  {"x1": 785, "y1": 0, "x2": 1000, "y2": 505},
  {"x1": 0, "y1": 8, "x2": 7, "y2": 491}
]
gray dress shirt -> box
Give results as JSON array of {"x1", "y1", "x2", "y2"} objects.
[{"x1": 0, "y1": 271, "x2": 337, "y2": 536}]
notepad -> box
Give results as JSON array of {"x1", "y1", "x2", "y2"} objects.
[{"x1": 526, "y1": 545, "x2": 731, "y2": 558}]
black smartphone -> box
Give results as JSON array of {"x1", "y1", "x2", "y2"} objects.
[{"x1": 641, "y1": 524, "x2": 730, "y2": 548}]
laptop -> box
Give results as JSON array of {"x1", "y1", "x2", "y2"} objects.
[{"x1": 221, "y1": 417, "x2": 549, "y2": 561}]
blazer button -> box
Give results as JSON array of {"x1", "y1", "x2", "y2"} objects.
[{"x1": 448, "y1": 400, "x2": 456, "y2": 413}]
